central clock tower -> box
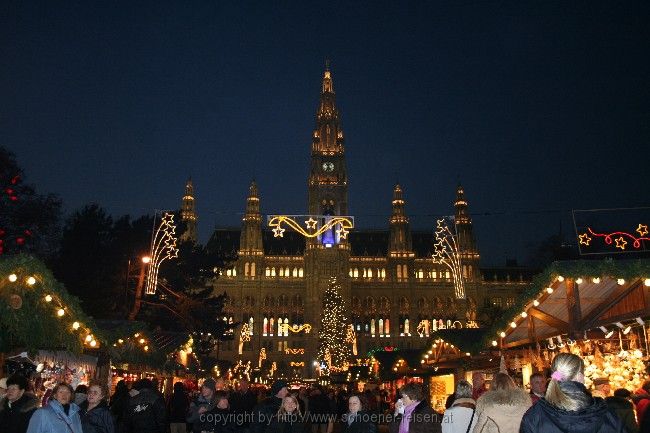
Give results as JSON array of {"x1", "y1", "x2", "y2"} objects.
[{"x1": 308, "y1": 63, "x2": 348, "y2": 217}]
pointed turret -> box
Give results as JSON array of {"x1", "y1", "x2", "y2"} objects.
[
  {"x1": 239, "y1": 181, "x2": 263, "y2": 255},
  {"x1": 388, "y1": 184, "x2": 413, "y2": 255},
  {"x1": 308, "y1": 62, "x2": 349, "y2": 217},
  {"x1": 454, "y1": 184, "x2": 480, "y2": 280},
  {"x1": 180, "y1": 178, "x2": 197, "y2": 243}
]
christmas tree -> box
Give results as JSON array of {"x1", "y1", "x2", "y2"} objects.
[{"x1": 317, "y1": 277, "x2": 351, "y2": 373}]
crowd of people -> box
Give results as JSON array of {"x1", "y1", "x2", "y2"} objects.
[{"x1": 2, "y1": 352, "x2": 650, "y2": 433}]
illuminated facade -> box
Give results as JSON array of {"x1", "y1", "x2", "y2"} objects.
[{"x1": 195, "y1": 66, "x2": 528, "y2": 377}]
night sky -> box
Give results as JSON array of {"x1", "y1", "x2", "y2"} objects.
[{"x1": 2, "y1": 1, "x2": 649, "y2": 265}]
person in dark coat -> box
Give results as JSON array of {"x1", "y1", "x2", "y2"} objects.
[
  {"x1": 252, "y1": 380, "x2": 289, "y2": 433},
  {"x1": 388, "y1": 383, "x2": 441, "y2": 433},
  {"x1": 340, "y1": 394, "x2": 376, "y2": 433},
  {"x1": 606, "y1": 389, "x2": 638, "y2": 433},
  {"x1": 109, "y1": 380, "x2": 129, "y2": 432},
  {"x1": 520, "y1": 353, "x2": 626, "y2": 433},
  {"x1": 229, "y1": 379, "x2": 257, "y2": 432},
  {"x1": 122, "y1": 378, "x2": 167, "y2": 433},
  {"x1": 168, "y1": 382, "x2": 190, "y2": 433},
  {"x1": 0, "y1": 374, "x2": 39, "y2": 433},
  {"x1": 268, "y1": 395, "x2": 307, "y2": 433},
  {"x1": 188, "y1": 378, "x2": 220, "y2": 433},
  {"x1": 192, "y1": 390, "x2": 233, "y2": 433},
  {"x1": 309, "y1": 386, "x2": 334, "y2": 433},
  {"x1": 80, "y1": 381, "x2": 115, "y2": 433}
]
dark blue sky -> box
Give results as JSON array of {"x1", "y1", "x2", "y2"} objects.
[{"x1": 2, "y1": 1, "x2": 649, "y2": 265}]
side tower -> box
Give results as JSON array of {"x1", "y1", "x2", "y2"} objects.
[
  {"x1": 180, "y1": 178, "x2": 198, "y2": 243},
  {"x1": 239, "y1": 181, "x2": 264, "y2": 278},
  {"x1": 454, "y1": 184, "x2": 480, "y2": 281}
]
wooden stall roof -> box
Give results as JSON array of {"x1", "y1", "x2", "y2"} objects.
[{"x1": 488, "y1": 259, "x2": 650, "y2": 349}]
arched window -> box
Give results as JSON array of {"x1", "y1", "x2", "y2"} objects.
[
  {"x1": 370, "y1": 318, "x2": 376, "y2": 336},
  {"x1": 353, "y1": 268, "x2": 359, "y2": 278},
  {"x1": 298, "y1": 268, "x2": 304, "y2": 278},
  {"x1": 381, "y1": 268, "x2": 386, "y2": 279},
  {"x1": 249, "y1": 317, "x2": 254, "y2": 335},
  {"x1": 279, "y1": 267, "x2": 284, "y2": 277},
  {"x1": 263, "y1": 317, "x2": 269, "y2": 336},
  {"x1": 396, "y1": 265, "x2": 402, "y2": 280},
  {"x1": 271, "y1": 267, "x2": 276, "y2": 277},
  {"x1": 269, "y1": 318, "x2": 275, "y2": 336},
  {"x1": 384, "y1": 318, "x2": 390, "y2": 336},
  {"x1": 349, "y1": 268, "x2": 353, "y2": 277},
  {"x1": 368, "y1": 268, "x2": 373, "y2": 278},
  {"x1": 402, "y1": 264, "x2": 408, "y2": 279},
  {"x1": 244, "y1": 262, "x2": 250, "y2": 276},
  {"x1": 250, "y1": 262, "x2": 256, "y2": 277},
  {"x1": 265, "y1": 267, "x2": 271, "y2": 277},
  {"x1": 378, "y1": 319, "x2": 384, "y2": 337},
  {"x1": 285, "y1": 267, "x2": 290, "y2": 277},
  {"x1": 417, "y1": 269, "x2": 423, "y2": 279},
  {"x1": 293, "y1": 267, "x2": 298, "y2": 277}
]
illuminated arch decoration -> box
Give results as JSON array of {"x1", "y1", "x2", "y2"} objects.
[
  {"x1": 432, "y1": 218, "x2": 466, "y2": 299},
  {"x1": 267, "y1": 215, "x2": 354, "y2": 240},
  {"x1": 285, "y1": 348, "x2": 305, "y2": 355},
  {"x1": 145, "y1": 212, "x2": 179, "y2": 295},
  {"x1": 238, "y1": 323, "x2": 251, "y2": 355},
  {"x1": 579, "y1": 225, "x2": 650, "y2": 251}
]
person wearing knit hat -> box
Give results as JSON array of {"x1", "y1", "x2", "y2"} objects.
[
  {"x1": 187, "y1": 378, "x2": 219, "y2": 433},
  {"x1": 271, "y1": 380, "x2": 289, "y2": 398},
  {"x1": 251, "y1": 381, "x2": 290, "y2": 433}
]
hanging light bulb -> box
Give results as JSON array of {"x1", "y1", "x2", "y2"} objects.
[
  {"x1": 26, "y1": 276, "x2": 36, "y2": 286},
  {"x1": 492, "y1": 340, "x2": 498, "y2": 346},
  {"x1": 90, "y1": 340, "x2": 97, "y2": 347},
  {"x1": 533, "y1": 300, "x2": 540, "y2": 307},
  {"x1": 576, "y1": 278, "x2": 583, "y2": 284},
  {"x1": 645, "y1": 279, "x2": 650, "y2": 287},
  {"x1": 500, "y1": 331, "x2": 506, "y2": 338},
  {"x1": 593, "y1": 277, "x2": 600, "y2": 284},
  {"x1": 510, "y1": 322, "x2": 517, "y2": 328},
  {"x1": 521, "y1": 311, "x2": 528, "y2": 318},
  {"x1": 546, "y1": 287, "x2": 554, "y2": 294},
  {"x1": 72, "y1": 322, "x2": 80, "y2": 330},
  {"x1": 85, "y1": 335, "x2": 93, "y2": 342},
  {"x1": 617, "y1": 279, "x2": 625, "y2": 285},
  {"x1": 57, "y1": 308, "x2": 65, "y2": 317},
  {"x1": 557, "y1": 276, "x2": 564, "y2": 282},
  {"x1": 44, "y1": 295, "x2": 52, "y2": 302},
  {"x1": 8, "y1": 274, "x2": 17, "y2": 282}
]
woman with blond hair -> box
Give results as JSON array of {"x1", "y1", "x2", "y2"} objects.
[
  {"x1": 471, "y1": 373, "x2": 530, "y2": 433},
  {"x1": 269, "y1": 394, "x2": 306, "y2": 433},
  {"x1": 520, "y1": 352, "x2": 625, "y2": 433}
]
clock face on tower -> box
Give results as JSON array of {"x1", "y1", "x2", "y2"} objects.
[{"x1": 322, "y1": 161, "x2": 334, "y2": 172}]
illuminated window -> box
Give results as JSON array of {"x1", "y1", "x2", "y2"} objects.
[
  {"x1": 250, "y1": 262, "x2": 255, "y2": 277},
  {"x1": 492, "y1": 297, "x2": 502, "y2": 307},
  {"x1": 399, "y1": 316, "x2": 410, "y2": 336},
  {"x1": 396, "y1": 266, "x2": 402, "y2": 280},
  {"x1": 353, "y1": 268, "x2": 359, "y2": 278},
  {"x1": 298, "y1": 268, "x2": 304, "y2": 278},
  {"x1": 285, "y1": 267, "x2": 290, "y2": 277},
  {"x1": 370, "y1": 318, "x2": 376, "y2": 337},
  {"x1": 271, "y1": 267, "x2": 276, "y2": 277},
  {"x1": 368, "y1": 268, "x2": 373, "y2": 278},
  {"x1": 445, "y1": 270, "x2": 450, "y2": 280},
  {"x1": 468, "y1": 265, "x2": 473, "y2": 281},
  {"x1": 279, "y1": 267, "x2": 284, "y2": 277},
  {"x1": 249, "y1": 317, "x2": 254, "y2": 335},
  {"x1": 378, "y1": 319, "x2": 384, "y2": 337},
  {"x1": 417, "y1": 269, "x2": 424, "y2": 279},
  {"x1": 384, "y1": 318, "x2": 390, "y2": 336},
  {"x1": 432, "y1": 269, "x2": 437, "y2": 280},
  {"x1": 293, "y1": 267, "x2": 298, "y2": 277},
  {"x1": 402, "y1": 265, "x2": 408, "y2": 279},
  {"x1": 244, "y1": 262, "x2": 250, "y2": 277},
  {"x1": 263, "y1": 317, "x2": 269, "y2": 336},
  {"x1": 463, "y1": 265, "x2": 467, "y2": 278},
  {"x1": 265, "y1": 267, "x2": 271, "y2": 277},
  {"x1": 506, "y1": 297, "x2": 515, "y2": 308},
  {"x1": 269, "y1": 318, "x2": 275, "y2": 336},
  {"x1": 381, "y1": 268, "x2": 386, "y2": 280},
  {"x1": 349, "y1": 268, "x2": 353, "y2": 277}
]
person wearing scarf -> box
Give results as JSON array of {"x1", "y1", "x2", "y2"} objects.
[
  {"x1": 27, "y1": 382, "x2": 83, "y2": 433},
  {"x1": 389, "y1": 383, "x2": 440, "y2": 433}
]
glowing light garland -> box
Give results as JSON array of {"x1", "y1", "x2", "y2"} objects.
[
  {"x1": 258, "y1": 348, "x2": 266, "y2": 368},
  {"x1": 288, "y1": 324, "x2": 312, "y2": 334},
  {"x1": 145, "y1": 213, "x2": 179, "y2": 295},
  {"x1": 284, "y1": 348, "x2": 305, "y2": 355},
  {"x1": 238, "y1": 323, "x2": 251, "y2": 355},
  {"x1": 432, "y1": 218, "x2": 466, "y2": 299},
  {"x1": 267, "y1": 215, "x2": 354, "y2": 239},
  {"x1": 579, "y1": 225, "x2": 650, "y2": 251}
]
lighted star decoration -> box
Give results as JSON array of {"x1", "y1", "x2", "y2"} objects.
[
  {"x1": 305, "y1": 217, "x2": 318, "y2": 229},
  {"x1": 582, "y1": 226, "x2": 650, "y2": 251},
  {"x1": 432, "y1": 218, "x2": 466, "y2": 299},
  {"x1": 145, "y1": 212, "x2": 180, "y2": 295},
  {"x1": 578, "y1": 233, "x2": 592, "y2": 246},
  {"x1": 268, "y1": 215, "x2": 354, "y2": 239}
]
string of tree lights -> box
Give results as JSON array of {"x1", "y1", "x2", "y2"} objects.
[{"x1": 317, "y1": 277, "x2": 352, "y2": 374}]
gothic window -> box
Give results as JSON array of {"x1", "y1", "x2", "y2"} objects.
[
  {"x1": 293, "y1": 267, "x2": 298, "y2": 277},
  {"x1": 398, "y1": 297, "x2": 409, "y2": 313},
  {"x1": 279, "y1": 267, "x2": 284, "y2": 277},
  {"x1": 463, "y1": 265, "x2": 467, "y2": 278},
  {"x1": 381, "y1": 268, "x2": 386, "y2": 280},
  {"x1": 402, "y1": 265, "x2": 408, "y2": 280},
  {"x1": 265, "y1": 267, "x2": 271, "y2": 277},
  {"x1": 432, "y1": 269, "x2": 438, "y2": 280},
  {"x1": 417, "y1": 269, "x2": 424, "y2": 279},
  {"x1": 249, "y1": 317, "x2": 254, "y2": 335},
  {"x1": 379, "y1": 297, "x2": 390, "y2": 313},
  {"x1": 353, "y1": 268, "x2": 359, "y2": 278},
  {"x1": 396, "y1": 265, "x2": 402, "y2": 280},
  {"x1": 363, "y1": 297, "x2": 376, "y2": 313},
  {"x1": 399, "y1": 315, "x2": 410, "y2": 336},
  {"x1": 298, "y1": 268, "x2": 304, "y2": 278},
  {"x1": 285, "y1": 267, "x2": 290, "y2": 277},
  {"x1": 244, "y1": 262, "x2": 250, "y2": 277},
  {"x1": 263, "y1": 317, "x2": 269, "y2": 336},
  {"x1": 368, "y1": 268, "x2": 373, "y2": 278},
  {"x1": 370, "y1": 318, "x2": 376, "y2": 337},
  {"x1": 378, "y1": 319, "x2": 384, "y2": 337}
]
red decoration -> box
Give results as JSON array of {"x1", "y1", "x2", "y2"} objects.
[{"x1": 581, "y1": 226, "x2": 650, "y2": 251}]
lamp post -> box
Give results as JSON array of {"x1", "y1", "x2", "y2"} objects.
[{"x1": 128, "y1": 256, "x2": 151, "y2": 321}]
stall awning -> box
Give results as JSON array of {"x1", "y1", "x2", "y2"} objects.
[{"x1": 488, "y1": 259, "x2": 650, "y2": 349}]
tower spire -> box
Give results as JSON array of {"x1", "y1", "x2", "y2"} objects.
[
  {"x1": 180, "y1": 177, "x2": 197, "y2": 243},
  {"x1": 388, "y1": 184, "x2": 413, "y2": 255},
  {"x1": 239, "y1": 180, "x2": 263, "y2": 254},
  {"x1": 454, "y1": 183, "x2": 480, "y2": 280},
  {"x1": 308, "y1": 63, "x2": 348, "y2": 217}
]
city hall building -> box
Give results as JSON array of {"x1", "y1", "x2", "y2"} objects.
[{"x1": 179, "y1": 66, "x2": 530, "y2": 378}]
